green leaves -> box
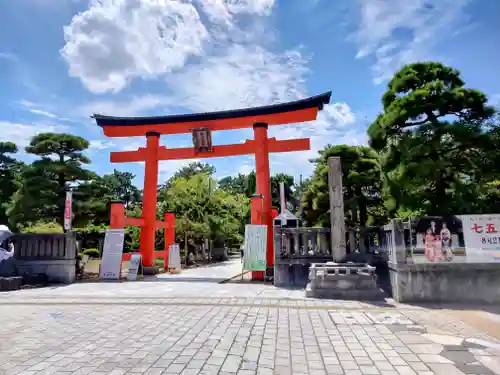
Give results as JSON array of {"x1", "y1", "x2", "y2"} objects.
[
  {"x1": 0, "y1": 142, "x2": 23, "y2": 225},
  {"x1": 8, "y1": 133, "x2": 93, "y2": 228},
  {"x1": 158, "y1": 173, "x2": 249, "y2": 247},
  {"x1": 26, "y1": 133, "x2": 90, "y2": 161},
  {"x1": 369, "y1": 61, "x2": 497, "y2": 216},
  {"x1": 302, "y1": 144, "x2": 385, "y2": 228}
]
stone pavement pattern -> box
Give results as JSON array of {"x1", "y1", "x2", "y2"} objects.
[{"x1": 1, "y1": 261, "x2": 500, "y2": 375}]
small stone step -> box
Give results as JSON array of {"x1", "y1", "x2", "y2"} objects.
[{"x1": 0, "y1": 276, "x2": 23, "y2": 292}]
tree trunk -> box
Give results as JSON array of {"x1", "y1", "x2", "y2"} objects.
[
  {"x1": 184, "y1": 233, "x2": 188, "y2": 266},
  {"x1": 354, "y1": 184, "x2": 369, "y2": 254}
]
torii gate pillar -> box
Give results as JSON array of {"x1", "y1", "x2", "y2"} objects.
[
  {"x1": 253, "y1": 123, "x2": 273, "y2": 280},
  {"x1": 140, "y1": 132, "x2": 160, "y2": 268}
]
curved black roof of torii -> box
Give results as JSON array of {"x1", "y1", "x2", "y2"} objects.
[{"x1": 92, "y1": 91, "x2": 332, "y2": 127}]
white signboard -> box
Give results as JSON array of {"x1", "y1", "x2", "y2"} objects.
[
  {"x1": 408, "y1": 216, "x2": 467, "y2": 264},
  {"x1": 99, "y1": 229, "x2": 125, "y2": 280},
  {"x1": 461, "y1": 214, "x2": 500, "y2": 262},
  {"x1": 127, "y1": 253, "x2": 143, "y2": 281},
  {"x1": 243, "y1": 224, "x2": 267, "y2": 271},
  {"x1": 64, "y1": 190, "x2": 72, "y2": 231},
  {"x1": 168, "y1": 243, "x2": 181, "y2": 269}
]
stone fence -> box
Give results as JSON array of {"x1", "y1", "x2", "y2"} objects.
[
  {"x1": 274, "y1": 227, "x2": 332, "y2": 287},
  {"x1": 2, "y1": 232, "x2": 77, "y2": 284}
]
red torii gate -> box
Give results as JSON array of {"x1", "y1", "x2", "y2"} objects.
[{"x1": 93, "y1": 92, "x2": 331, "y2": 278}]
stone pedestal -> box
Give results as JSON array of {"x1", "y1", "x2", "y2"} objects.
[
  {"x1": 0, "y1": 276, "x2": 23, "y2": 292},
  {"x1": 306, "y1": 262, "x2": 386, "y2": 300},
  {"x1": 143, "y1": 266, "x2": 159, "y2": 276},
  {"x1": 274, "y1": 263, "x2": 310, "y2": 288},
  {"x1": 0, "y1": 276, "x2": 23, "y2": 291},
  {"x1": 0, "y1": 257, "x2": 18, "y2": 278},
  {"x1": 17, "y1": 260, "x2": 75, "y2": 284}
]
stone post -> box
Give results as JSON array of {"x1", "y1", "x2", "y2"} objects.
[
  {"x1": 328, "y1": 157, "x2": 347, "y2": 262},
  {"x1": 389, "y1": 219, "x2": 407, "y2": 264}
]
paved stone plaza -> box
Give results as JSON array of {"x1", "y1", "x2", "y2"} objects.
[{"x1": 1, "y1": 261, "x2": 500, "y2": 375}]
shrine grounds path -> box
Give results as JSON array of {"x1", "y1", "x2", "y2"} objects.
[{"x1": 1, "y1": 260, "x2": 500, "y2": 375}]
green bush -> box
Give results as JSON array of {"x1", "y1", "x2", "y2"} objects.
[
  {"x1": 82, "y1": 248, "x2": 101, "y2": 259},
  {"x1": 22, "y1": 221, "x2": 63, "y2": 234}
]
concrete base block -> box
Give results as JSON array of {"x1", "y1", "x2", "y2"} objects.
[
  {"x1": 0, "y1": 276, "x2": 23, "y2": 291},
  {"x1": 274, "y1": 264, "x2": 309, "y2": 288},
  {"x1": 390, "y1": 262, "x2": 500, "y2": 304},
  {"x1": 143, "y1": 266, "x2": 159, "y2": 276},
  {"x1": 17, "y1": 260, "x2": 75, "y2": 284},
  {"x1": 0, "y1": 257, "x2": 18, "y2": 278}
]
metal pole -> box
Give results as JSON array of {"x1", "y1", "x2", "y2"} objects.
[{"x1": 299, "y1": 174, "x2": 303, "y2": 226}]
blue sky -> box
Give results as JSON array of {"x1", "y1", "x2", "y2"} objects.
[{"x1": 1, "y1": 0, "x2": 499, "y2": 186}]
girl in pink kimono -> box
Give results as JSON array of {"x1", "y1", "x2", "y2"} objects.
[{"x1": 424, "y1": 228, "x2": 436, "y2": 261}]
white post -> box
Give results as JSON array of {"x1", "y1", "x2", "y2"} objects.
[{"x1": 279, "y1": 181, "x2": 286, "y2": 213}]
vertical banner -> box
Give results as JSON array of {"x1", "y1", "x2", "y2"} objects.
[
  {"x1": 100, "y1": 229, "x2": 125, "y2": 280},
  {"x1": 461, "y1": 214, "x2": 500, "y2": 262},
  {"x1": 64, "y1": 190, "x2": 72, "y2": 231},
  {"x1": 243, "y1": 224, "x2": 267, "y2": 271}
]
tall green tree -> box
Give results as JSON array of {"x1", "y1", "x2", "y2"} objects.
[
  {"x1": 368, "y1": 62, "x2": 495, "y2": 216},
  {"x1": 159, "y1": 162, "x2": 215, "y2": 191},
  {"x1": 73, "y1": 170, "x2": 141, "y2": 226},
  {"x1": 102, "y1": 170, "x2": 141, "y2": 207},
  {"x1": 8, "y1": 133, "x2": 94, "y2": 227},
  {"x1": 0, "y1": 142, "x2": 24, "y2": 225},
  {"x1": 218, "y1": 172, "x2": 256, "y2": 197},
  {"x1": 159, "y1": 173, "x2": 248, "y2": 248},
  {"x1": 219, "y1": 171, "x2": 296, "y2": 210},
  {"x1": 302, "y1": 144, "x2": 385, "y2": 228}
]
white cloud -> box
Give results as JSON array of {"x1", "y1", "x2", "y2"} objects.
[
  {"x1": 0, "y1": 52, "x2": 18, "y2": 61},
  {"x1": 354, "y1": 0, "x2": 470, "y2": 83},
  {"x1": 89, "y1": 139, "x2": 116, "y2": 150},
  {"x1": 79, "y1": 95, "x2": 172, "y2": 117},
  {"x1": 61, "y1": 0, "x2": 209, "y2": 93},
  {"x1": 28, "y1": 109, "x2": 59, "y2": 119},
  {"x1": 268, "y1": 102, "x2": 365, "y2": 177},
  {"x1": 61, "y1": 0, "x2": 279, "y2": 94},
  {"x1": 0, "y1": 122, "x2": 67, "y2": 149},
  {"x1": 167, "y1": 44, "x2": 309, "y2": 112},
  {"x1": 61, "y1": 0, "x2": 365, "y2": 180},
  {"x1": 198, "y1": 0, "x2": 274, "y2": 23},
  {"x1": 16, "y1": 100, "x2": 75, "y2": 122}
]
